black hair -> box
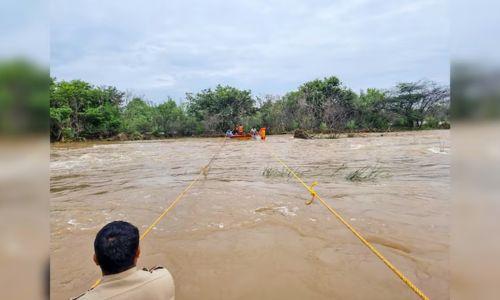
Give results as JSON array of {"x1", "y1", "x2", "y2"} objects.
[{"x1": 94, "y1": 221, "x2": 139, "y2": 274}]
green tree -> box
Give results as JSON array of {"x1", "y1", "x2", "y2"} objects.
[
  {"x1": 387, "y1": 80, "x2": 450, "y2": 128},
  {"x1": 355, "y1": 88, "x2": 389, "y2": 130},
  {"x1": 281, "y1": 91, "x2": 314, "y2": 130},
  {"x1": 50, "y1": 106, "x2": 72, "y2": 141},
  {"x1": 154, "y1": 99, "x2": 184, "y2": 136},
  {"x1": 256, "y1": 95, "x2": 288, "y2": 133},
  {"x1": 50, "y1": 80, "x2": 95, "y2": 136},
  {"x1": 48, "y1": 76, "x2": 450, "y2": 142},
  {"x1": 187, "y1": 85, "x2": 256, "y2": 133},
  {"x1": 50, "y1": 79, "x2": 124, "y2": 140},
  {"x1": 122, "y1": 97, "x2": 154, "y2": 135},
  {"x1": 81, "y1": 103, "x2": 121, "y2": 138},
  {"x1": 288, "y1": 76, "x2": 357, "y2": 131}
]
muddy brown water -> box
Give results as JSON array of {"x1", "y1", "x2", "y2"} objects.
[{"x1": 50, "y1": 130, "x2": 450, "y2": 300}]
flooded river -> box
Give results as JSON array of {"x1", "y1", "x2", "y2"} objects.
[{"x1": 50, "y1": 130, "x2": 450, "y2": 299}]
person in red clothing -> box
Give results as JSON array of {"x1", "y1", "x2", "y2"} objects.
[{"x1": 259, "y1": 127, "x2": 266, "y2": 140}]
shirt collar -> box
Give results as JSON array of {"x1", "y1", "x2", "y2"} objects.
[{"x1": 100, "y1": 267, "x2": 137, "y2": 284}]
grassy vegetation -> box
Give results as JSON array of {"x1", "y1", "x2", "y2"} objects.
[
  {"x1": 262, "y1": 167, "x2": 303, "y2": 179},
  {"x1": 315, "y1": 133, "x2": 339, "y2": 139},
  {"x1": 262, "y1": 164, "x2": 389, "y2": 183},
  {"x1": 345, "y1": 166, "x2": 386, "y2": 182}
]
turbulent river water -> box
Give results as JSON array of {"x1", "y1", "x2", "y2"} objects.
[{"x1": 50, "y1": 130, "x2": 450, "y2": 300}]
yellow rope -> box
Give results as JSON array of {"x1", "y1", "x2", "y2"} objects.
[
  {"x1": 90, "y1": 137, "x2": 227, "y2": 289},
  {"x1": 262, "y1": 142, "x2": 430, "y2": 300},
  {"x1": 88, "y1": 136, "x2": 428, "y2": 299}
]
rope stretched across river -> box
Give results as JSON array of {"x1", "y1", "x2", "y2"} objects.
[
  {"x1": 89, "y1": 135, "x2": 429, "y2": 299},
  {"x1": 140, "y1": 137, "x2": 227, "y2": 240},
  {"x1": 262, "y1": 141, "x2": 430, "y2": 300},
  {"x1": 91, "y1": 136, "x2": 227, "y2": 288}
]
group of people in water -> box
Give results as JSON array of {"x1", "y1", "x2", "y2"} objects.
[{"x1": 225, "y1": 125, "x2": 266, "y2": 140}]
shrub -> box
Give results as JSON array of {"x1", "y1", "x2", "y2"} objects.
[
  {"x1": 319, "y1": 122, "x2": 328, "y2": 133},
  {"x1": 61, "y1": 127, "x2": 75, "y2": 141},
  {"x1": 346, "y1": 119, "x2": 356, "y2": 131}
]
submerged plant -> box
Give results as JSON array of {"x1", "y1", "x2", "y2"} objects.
[
  {"x1": 345, "y1": 166, "x2": 385, "y2": 182},
  {"x1": 262, "y1": 167, "x2": 303, "y2": 179}
]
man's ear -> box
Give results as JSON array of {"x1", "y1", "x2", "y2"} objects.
[
  {"x1": 134, "y1": 246, "x2": 140, "y2": 264},
  {"x1": 93, "y1": 254, "x2": 99, "y2": 266}
]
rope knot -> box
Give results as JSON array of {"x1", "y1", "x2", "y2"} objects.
[
  {"x1": 201, "y1": 165, "x2": 209, "y2": 177},
  {"x1": 305, "y1": 182, "x2": 318, "y2": 205}
]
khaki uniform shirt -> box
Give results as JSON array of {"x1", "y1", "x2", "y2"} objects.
[{"x1": 73, "y1": 267, "x2": 174, "y2": 300}]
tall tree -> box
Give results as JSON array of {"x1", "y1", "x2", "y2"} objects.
[
  {"x1": 154, "y1": 99, "x2": 183, "y2": 136},
  {"x1": 187, "y1": 85, "x2": 256, "y2": 132},
  {"x1": 387, "y1": 80, "x2": 450, "y2": 128},
  {"x1": 50, "y1": 80, "x2": 124, "y2": 140},
  {"x1": 122, "y1": 97, "x2": 154, "y2": 134},
  {"x1": 294, "y1": 76, "x2": 357, "y2": 130},
  {"x1": 355, "y1": 88, "x2": 389, "y2": 130}
]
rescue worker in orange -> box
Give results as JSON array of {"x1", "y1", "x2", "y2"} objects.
[{"x1": 259, "y1": 127, "x2": 266, "y2": 140}]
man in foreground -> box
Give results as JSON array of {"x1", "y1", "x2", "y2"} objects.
[{"x1": 73, "y1": 221, "x2": 175, "y2": 300}]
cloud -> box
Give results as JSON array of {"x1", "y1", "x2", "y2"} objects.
[{"x1": 51, "y1": 0, "x2": 449, "y2": 102}]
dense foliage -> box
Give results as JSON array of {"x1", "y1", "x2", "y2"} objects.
[
  {"x1": 49, "y1": 76, "x2": 450, "y2": 141},
  {"x1": 187, "y1": 85, "x2": 255, "y2": 133}
]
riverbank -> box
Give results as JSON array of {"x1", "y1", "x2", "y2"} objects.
[{"x1": 51, "y1": 127, "x2": 450, "y2": 144}]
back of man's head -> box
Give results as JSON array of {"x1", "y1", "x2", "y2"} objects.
[{"x1": 94, "y1": 221, "x2": 139, "y2": 275}]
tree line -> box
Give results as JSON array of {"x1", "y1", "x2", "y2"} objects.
[{"x1": 49, "y1": 76, "x2": 450, "y2": 142}]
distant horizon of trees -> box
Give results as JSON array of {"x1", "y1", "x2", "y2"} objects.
[{"x1": 49, "y1": 76, "x2": 450, "y2": 142}]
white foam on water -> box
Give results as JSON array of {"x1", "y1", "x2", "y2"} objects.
[
  {"x1": 50, "y1": 160, "x2": 85, "y2": 171},
  {"x1": 428, "y1": 147, "x2": 449, "y2": 154},
  {"x1": 275, "y1": 206, "x2": 297, "y2": 216},
  {"x1": 207, "y1": 222, "x2": 225, "y2": 229},
  {"x1": 254, "y1": 205, "x2": 298, "y2": 217}
]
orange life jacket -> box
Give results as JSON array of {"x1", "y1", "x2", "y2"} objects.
[{"x1": 259, "y1": 127, "x2": 266, "y2": 140}]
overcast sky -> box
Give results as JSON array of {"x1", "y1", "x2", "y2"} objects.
[{"x1": 50, "y1": 0, "x2": 449, "y2": 103}]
